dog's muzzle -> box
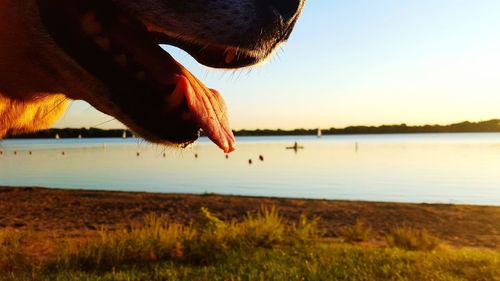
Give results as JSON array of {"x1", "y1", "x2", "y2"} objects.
[{"x1": 36, "y1": 0, "x2": 304, "y2": 153}]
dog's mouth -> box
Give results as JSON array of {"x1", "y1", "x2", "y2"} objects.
[
  {"x1": 95, "y1": 8, "x2": 238, "y2": 153},
  {"x1": 151, "y1": 32, "x2": 263, "y2": 70},
  {"x1": 39, "y1": 0, "x2": 275, "y2": 153}
]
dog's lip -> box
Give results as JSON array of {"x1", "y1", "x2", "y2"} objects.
[
  {"x1": 151, "y1": 32, "x2": 262, "y2": 69},
  {"x1": 107, "y1": 15, "x2": 236, "y2": 153}
]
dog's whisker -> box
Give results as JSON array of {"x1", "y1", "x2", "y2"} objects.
[
  {"x1": 92, "y1": 117, "x2": 118, "y2": 128},
  {"x1": 40, "y1": 97, "x2": 69, "y2": 121}
]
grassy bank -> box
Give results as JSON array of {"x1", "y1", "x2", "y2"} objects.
[
  {"x1": 1, "y1": 208, "x2": 499, "y2": 281},
  {"x1": 1, "y1": 187, "x2": 499, "y2": 249}
]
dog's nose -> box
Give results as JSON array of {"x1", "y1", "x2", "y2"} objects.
[{"x1": 269, "y1": 0, "x2": 303, "y2": 22}]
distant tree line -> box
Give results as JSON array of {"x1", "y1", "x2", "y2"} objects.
[
  {"x1": 235, "y1": 119, "x2": 500, "y2": 136},
  {"x1": 7, "y1": 128, "x2": 133, "y2": 139},
  {"x1": 5, "y1": 119, "x2": 500, "y2": 139}
]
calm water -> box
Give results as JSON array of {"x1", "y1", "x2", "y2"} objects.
[{"x1": 1, "y1": 134, "x2": 500, "y2": 205}]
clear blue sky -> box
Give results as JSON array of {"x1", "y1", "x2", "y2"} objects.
[{"x1": 55, "y1": 0, "x2": 500, "y2": 130}]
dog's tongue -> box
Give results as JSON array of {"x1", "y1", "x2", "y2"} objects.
[
  {"x1": 108, "y1": 14, "x2": 235, "y2": 153},
  {"x1": 171, "y1": 73, "x2": 236, "y2": 154}
]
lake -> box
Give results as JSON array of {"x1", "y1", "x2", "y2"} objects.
[{"x1": 1, "y1": 133, "x2": 500, "y2": 205}]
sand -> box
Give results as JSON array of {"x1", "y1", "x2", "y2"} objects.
[{"x1": 0, "y1": 186, "x2": 499, "y2": 252}]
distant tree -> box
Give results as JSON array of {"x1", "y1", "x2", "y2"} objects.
[{"x1": 6, "y1": 119, "x2": 500, "y2": 139}]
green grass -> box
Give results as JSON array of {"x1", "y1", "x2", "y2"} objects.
[
  {"x1": 339, "y1": 219, "x2": 373, "y2": 243},
  {"x1": 1, "y1": 208, "x2": 499, "y2": 281},
  {"x1": 55, "y1": 213, "x2": 191, "y2": 270},
  {"x1": 386, "y1": 226, "x2": 442, "y2": 251},
  {"x1": 0, "y1": 229, "x2": 31, "y2": 273}
]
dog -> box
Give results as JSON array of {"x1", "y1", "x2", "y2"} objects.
[{"x1": 0, "y1": 0, "x2": 305, "y2": 153}]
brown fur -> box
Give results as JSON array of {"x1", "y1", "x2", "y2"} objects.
[
  {"x1": 0, "y1": 0, "x2": 106, "y2": 137},
  {"x1": 0, "y1": 94, "x2": 68, "y2": 136}
]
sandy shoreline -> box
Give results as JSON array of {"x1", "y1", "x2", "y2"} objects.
[{"x1": 1, "y1": 186, "x2": 499, "y2": 250}]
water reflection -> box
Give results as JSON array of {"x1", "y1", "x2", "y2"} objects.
[{"x1": 1, "y1": 133, "x2": 500, "y2": 205}]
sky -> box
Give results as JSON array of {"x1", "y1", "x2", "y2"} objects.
[{"x1": 54, "y1": 0, "x2": 500, "y2": 130}]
